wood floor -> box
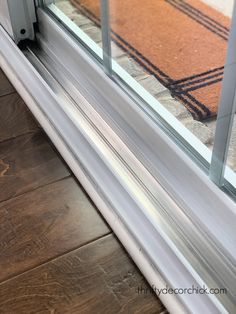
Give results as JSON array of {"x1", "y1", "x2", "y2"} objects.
[{"x1": 0, "y1": 68, "x2": 166, "y2": 314}]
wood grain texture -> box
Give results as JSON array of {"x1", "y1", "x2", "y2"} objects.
[
  {"x1": 0, "y1": 66, "x2": 165, "y2": 314},
  {"x1": 0, "y1": 93, "x2": 39, "y2": 142},
  {"x1": 0, "y1": 177, "x2": 110, "y2": 282},
  {"x1": 0, "y1": 69, "x2": 14, "y2": 97},
  {"x1": 0, "y1": 131, "x2": 70, "y2": 202},
  {"x1": 0, "y1": 234, "x2": 164, "y2": 314}
]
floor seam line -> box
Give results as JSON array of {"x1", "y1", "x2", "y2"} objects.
[{"x1": 0, "y1": 232, "x2": 112, "y2": 286}]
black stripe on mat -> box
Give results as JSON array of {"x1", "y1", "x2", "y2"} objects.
[
  {"x1": 73, "y1": 1, "x2": 216, "y2": 119},
  {"x1": 174, "y1": 93, "x2": 204, "y2": 119},
  {"x1": 169, "y1": 66, "x2": 224, "y2": 85},
  {"x1": 113, "y1": 28, "x2": 221, "y2": 118},
  {"x1": 171, "y1": 71, "x2": 223, "y2": 89},
  {"x1": 113, "y1": 35, "x2": 212, "y2": 119},
  {"x1": 165, "y1": 0, "x2": 229, "y2": 41},
  {"x1": 178, "y1": 92, "x2": 211, "y2": 117},
  {"x1": 186, "y1": 92, "x2": 211, "y2": 116},
  {"x1": 179, "y1": 0, "x2": 229, "y2": 32},
  {"x1": 74, "y1": 3, "x2": 173, "y2": 84},
  {"x1": 174, "y1": 77, "x2": 222, "y2": 93},
  {"x1": 113, "y1": 40, "x2": 169, "y2": 85}
]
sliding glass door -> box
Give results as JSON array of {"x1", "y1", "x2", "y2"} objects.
[
  {"x1": 40, "y1": 0, "x2": 236, "y2": 198},
  {"x1": 0, "y1": 1, "x2": 236, "y2": 312}
]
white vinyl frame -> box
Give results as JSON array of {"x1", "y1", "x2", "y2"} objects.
[
  {"x1": 100, "y1": 0, "x2": 112, "y2": 76},
  {"x1": 1, "y1": 3, "x2": 236, "y2": 314},
  {"x1": 210, "y1": 1, "x2": 236, "y2": 186},
  {"x1": 0, "y1": 0, "x2": 36, "y2": 43}
]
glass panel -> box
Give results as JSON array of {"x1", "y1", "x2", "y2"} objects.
[
  {"x1": 208, "y1": 1, "x2": 236, "y2": 187},
  {"x1": 43, "y1": 0, "x2": 236, "y2": 192},
  {"x1": 106, "y1": 0, "x2": 234, "y2": 153}
]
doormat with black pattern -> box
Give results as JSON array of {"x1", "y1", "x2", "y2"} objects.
[{"x1": 71, "y1": 0, "x2": 230, "y2": 121}]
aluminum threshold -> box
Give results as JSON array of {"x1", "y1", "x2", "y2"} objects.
[{"x1": 0, "y1": 18, "x2": 235, "y2": 314}]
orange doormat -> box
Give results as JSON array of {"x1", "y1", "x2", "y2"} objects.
[{"x1": 71, "y1": 0, "x2": 230, "y2": 120}]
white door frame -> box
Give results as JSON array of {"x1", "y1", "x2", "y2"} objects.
[{"x1": 0, "y1": 0, "x2": 36, "y2": 43}]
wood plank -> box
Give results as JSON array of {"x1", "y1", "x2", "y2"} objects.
[
  {"x1": 0, "y1": 177, "x2": 110, "y2": 282},
  {"x1": 0, "y1": 93, "x2": 39, "y2": 142},
  {"x1": 0, "y1": 69, "x2": 15, "y2": 97},
  {"x1": 0, "y1": 131, "x2": 70, "y2": 202},
  {"x1": 0, "y1": 234, "x2": 164, "y2": 314}
]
